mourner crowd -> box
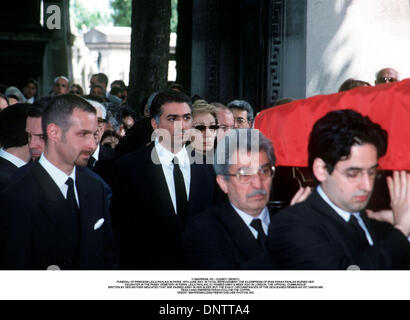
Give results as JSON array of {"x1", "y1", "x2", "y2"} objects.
[{"x1": 1, "y1": 67, "x2": 410, "y2": 270}]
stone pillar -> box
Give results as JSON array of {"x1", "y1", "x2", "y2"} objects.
[{"x1": 306, "y1": 0, "x2": 410, "y2": 96}]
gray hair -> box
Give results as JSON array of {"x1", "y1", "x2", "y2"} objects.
[
  {"x1": 213, "y1": 128, "x2": 275, "y2": 179},
  {"x1": 86, "y1": 99, "x2": 107, "y2": 119},
  {"x1": 227, "y1": 99, "x2": 254, "y2": 122}
]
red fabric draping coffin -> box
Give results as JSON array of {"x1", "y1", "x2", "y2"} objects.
[{"x1": 254, "y1": 79, "x2": 410, "y2": 170}]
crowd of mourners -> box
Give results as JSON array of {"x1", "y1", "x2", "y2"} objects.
[{"x1": 1, "y1": 66, "x2": 410, "y2": 271}]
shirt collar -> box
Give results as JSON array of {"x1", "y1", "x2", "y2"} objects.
[
  {"x1": 91, "y1": 144, "x2": 100, "y2": 161},
  {"x1": 155, "y1": 138, "x2": 190, "y2": 167},
  {"x1": 0, "y1": 148, "x2": 27, "y2": 168},
  {"x1": 317, "y1": 185, "x2": 357, "y2": 222},
  {"x1": 230, "y1": 203, "x2": 270, "y2": 227},
  {"x1": 39, "y1": 154, "x2": 76, "y2": 189}
]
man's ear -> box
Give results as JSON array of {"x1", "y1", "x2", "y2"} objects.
[
  {"x1": 312, "y1": 158, "x2": 329, "y2": 183},
  {"x1": 151, "y1": 118, "x2": 158, "y2": 130},
  {"x1": 216, "y1": 175, "x2": 228, "y2": 194},
  {"x1": 46, "y1": 123, "x2": 61, "y2": 143}
]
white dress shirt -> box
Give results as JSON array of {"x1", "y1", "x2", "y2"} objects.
[
  {"x1": 155, "y1": 139, "x2": 191, "y2": 214},
  {"x1": 39, "y1": 154, "x2": 80, "y2": 207},
  {"x1": 231, "y1": 203, "x2": 270, "y2": 239},
  {"x1": 91, "y1": 144, "x2": 100, "y2": 162},
  {"x1": 317, "y1": 185, "x2": 373, "y2": 245},
  {"x1": 0, "y1": 148, "x2": 27, "y2": 168}
]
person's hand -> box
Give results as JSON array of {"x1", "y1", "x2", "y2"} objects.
[
  {"x1": 365, "y1": 209, "x2": 394, "y2": 224},
  {"x1": 290, "y1": 186, "x2": 311, "y2": 206},
  {"x1": 387, "y1": 171, "x2": 410, "y2": 236}
]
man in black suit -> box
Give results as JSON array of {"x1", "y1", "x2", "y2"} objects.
[
  {"x1": 0, "y1": 94, "x2": 118, "y2": 270},
  {"x1": 268, "y1": 109, "x2": 410, "y2": 270},
  {"x1": 0, "y1": 103, "x2": 30, "y2": 190},
  {"x1": 183, "y1": 129, "x2": 277, "y2": 269},
  {"x1": 110, "y1": 90, "x2": 219, "y2": 269}
]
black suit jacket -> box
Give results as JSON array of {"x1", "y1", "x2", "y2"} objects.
[
  {"x1": 0, "y1": 162, "x2": 118, "y2": 270},
  {"x1": 110, "y1": 143, "x2": 220, "y2": 269},
  {"x1": 0, "y1": 157, "x2": 18, "y2": 191},
  {"x1": 268, "y1": 190, "x2": 410, "y2": 270},
  {"x1": 183, "y1": 201, "x2": 275, "y2": 269}
]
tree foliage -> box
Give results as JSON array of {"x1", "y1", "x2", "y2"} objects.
[
  {"x1": 110, "y1": 0, "x2": 132, "y2": 26},
  {"x1": 110, "y1": 0, "x2": 178, "y2": 31},
  {"x1": 70, "y1": 0, "x2": 112, "y2": 31}
]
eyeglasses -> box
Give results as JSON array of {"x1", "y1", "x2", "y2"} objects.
[
  {"x1": 334, "y1": 166, "x2": 380, "y2": 183},
  {"x1": 234, "y1": 117, "x2": 248, "y2": 125},
  {"x1": 377, "y1": 77, "x2": 397, "y2": 83},
  {"x1": 224, "y1": 164, "x2": 275, "y2": 184},
  {"x1": 193, "y1": 124, "x2": 219, "y2": 132},
  {"x1": 70, "y1": 90, "x2": 81, "y2": 95}
]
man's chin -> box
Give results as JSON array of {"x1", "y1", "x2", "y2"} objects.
[{"x1": 75, "y1": 156, "x2": 91, "y2": 167}]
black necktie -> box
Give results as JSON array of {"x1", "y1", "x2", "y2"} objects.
[
  {"x1": 250, "y1": 218, "x2": 267, "y2": 249},
  {"x1": 348, "y1": 214, "x2": 369, "y2": 247},
  {"x1": 173, "y1": 157, "x2": 188, "y2": 225},
  {"x1": 87, "y1": 156, "x2": 96, "y2": 168},
  {"x1": 65, "y1": 177, "x2": 80, "y2": 214}
]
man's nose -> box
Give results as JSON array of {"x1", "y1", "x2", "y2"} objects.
[
  {"x1": 359, "y1": 173, "x2": 372, "y2": 191},
  {"x1": 88, "y1": 134, "x2": 97, "y2": 150},
  {"x1": 250, "y1": 172, "x2": 263, "y2": 189}
]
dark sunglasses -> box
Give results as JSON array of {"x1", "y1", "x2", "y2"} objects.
[
  {"x1": 70, "y1": 90, "x2": 81, "y2": 94},
  {"x1": 193, "y1": 125, "x2": 219, "y2": 132}
]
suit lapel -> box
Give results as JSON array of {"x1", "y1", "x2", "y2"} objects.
[
  {"x1": 31, "y1": 162, "x2": 77, "y2": 249},
  {"x1": 308, "y1": 190, "x2": 361, "y2": 245},
  {"x1": 145, "y1": 145, "x2": 178, "y2": 219},
  {"x1": 219, "y1": 201, "x2": 263, "y2": 259}
]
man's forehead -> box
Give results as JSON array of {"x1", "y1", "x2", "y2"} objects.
[
  {"x1": 26, "y1": 117, "x2": 42, "y2": 130},
  {"x1": 230, "y1": 149, "x2": 269, "y2": 167},
  {"x1": 161, "y1": 102, "x2": 191, "y2": 115}
]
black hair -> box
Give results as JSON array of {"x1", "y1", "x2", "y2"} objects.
[
  {"x1": 110, "y1": 86, "x2": 123, "y2": 97},
  {"x1": 22, "y1": 78, "x2": 39, "y2": 90},
  {"x1": 42, "y1": 94, "x2": 96, "y2": 143},
  {"x1": 150, "y1": 89, "x2": 192, "y2": 121},
  {"x1": 111, "y1": 80, "x2": 126, "y2": 89},
  {"x1": 91, "y1": 73, "x2": 109, "y2": 88},
  {"x1": 0, "y1": 103, "x2": 29, "y2": 148},
  {"x1": 31, "y1": 96, "x2": 53, "y2": 111},
  {"x1": 121, "y1": 105, "x2": 137, "y2": 122},
  {"x1": 308, "y1": 109, "x2": 388, "y2": 174},
  {"x1": 27, "y1": 107, "x2": 42, "y2": 118}
]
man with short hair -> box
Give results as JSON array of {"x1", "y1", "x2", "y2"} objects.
[
  {"x1": 211, "y1": 102, "x2": 235, "y2": 141},
  {"x1": 375, "y1": 67, "x2": 400, "y2": 85},
  {"x1": 183, "y1": 129, "x2": 276, "y2": 269},
  {"x1": 26, "y1": 107, "x2": 45, "y2": 161},
  {"x1": 0, "y1": 94, "x2": 118, "y2": 269},
  {"x1": 86, "y1": 99, "x2": 115, "y2": 168},
  {"x1": 53, "y1": 76, "x2": 70, "y2": 95},
  {"x1": 268, "y1": 109, "x2": 410, "y2": 270},
  {"x1": 0, "y1": 104, "x2": 30, "y2": 190},
  {"x1": 90, "y1": 84, "x2": 106, "y2": 99},
  {"x1": 90, "y1": 73, "x2": 109, "y2": 94},
  {"x1": 21, "y1": 78, "x2": 38, "y2": 104},
  {"x1": 227, "y1": 99, "x2": 254, "y2": 128},
  {"x1": 110, "y1": 89, "x2": 219, "y2": 269}
]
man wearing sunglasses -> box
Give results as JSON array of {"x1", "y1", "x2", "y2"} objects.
[
  {"x1": 374, "y1": 67, "x2": 400, "y2": 85},
  {"x1": 183, "y1": 128, "x2": 308, "y2": 269},
  {"x1": 269, "y1": 109, "x2": 410, "y2": 270}
]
